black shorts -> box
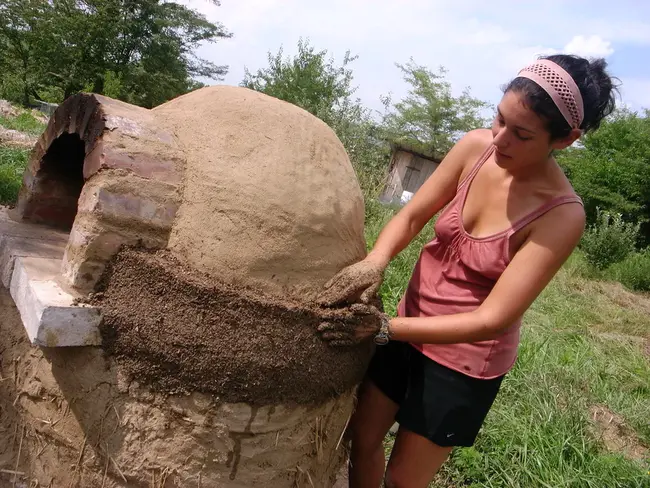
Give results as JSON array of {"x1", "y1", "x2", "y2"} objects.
[{"x1": 367, "y1": 340, "x2": 504, "y2": 447}]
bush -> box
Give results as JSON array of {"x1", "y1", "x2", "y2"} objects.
[
  {"x1": 579, "y1": 208, "x2": 640, "y2": 270},
  {"x1": 557, "y1": 109, "x2": 650, "y2": 245},
  {"x1": 0, "y1": 73, "x2": 27, "y2": 106},
  {"x1": 605, "y1": 249, "x2": 650, "y2": 291}
]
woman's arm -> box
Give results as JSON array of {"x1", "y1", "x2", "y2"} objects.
[
  {"x1": 366, "y1": 130, "x2": 489, "y2": 268},
  {"x1": 387, "y1": 202, "x2": 586, "y2": 344},
  {"x1": 317, "y1": 130, "x2": 490, "y2": 306}
]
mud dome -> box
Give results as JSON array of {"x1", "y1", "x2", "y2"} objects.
[
  {"x1": 0, "y1": 288, "x2": 353, "y2": 487},
  {"x1": 155, "y1": 86, "x2": 367, "y2": 299}
]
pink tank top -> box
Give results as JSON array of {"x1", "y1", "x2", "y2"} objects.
[{"x1": 397, "y1": 145, "x2": 583, "y2": 379}]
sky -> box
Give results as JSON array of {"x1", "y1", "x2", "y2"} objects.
[{"x1": 183, "y1": 0, "x2": 650, "y2": 117}]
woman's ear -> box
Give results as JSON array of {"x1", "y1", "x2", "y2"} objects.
[{"x1": 552, "y1": 128, "x2": 582, "y2": 150}]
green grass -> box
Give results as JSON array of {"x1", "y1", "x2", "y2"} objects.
[
  {"x1": 366, "y1": 204, "x2": 650, "y2": 488},
  {"x1": 605, "y1": 250, "x2": 650, "y2": 292},
  {"x1": 0, "y1": 145, "x2": 29, "y2": 204},
  {"x1": 0, "y1": 106, "x2": 42, "y2": 204},
  {"x1": 0, "y1": 111, "x2": 47, "y2": 136},
  {"x1": 364, "y1": 198, "x2": 436, "y2": 316}
]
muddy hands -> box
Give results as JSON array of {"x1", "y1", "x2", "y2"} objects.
[
  {"x1": 317, "y1": 259, "x2": 385, "y2": 306},
  {"x1": 314, "y1": 258, "x2": 388, "y2": 347},
  {"x1": 316, "y1": 303, "x2": 387, "y2": 348}
]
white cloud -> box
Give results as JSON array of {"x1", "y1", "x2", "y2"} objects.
[{"x1": 563, "y1": 35, "x2": 614, "y2": 58}]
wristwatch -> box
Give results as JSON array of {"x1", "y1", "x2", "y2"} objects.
[{"x1": 374, "y1": 314, "x2": 392, "y2": 346}]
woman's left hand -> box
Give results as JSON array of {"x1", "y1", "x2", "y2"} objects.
[{"x1": 317, "y1": 303, "x2": 388, "y2": 347}]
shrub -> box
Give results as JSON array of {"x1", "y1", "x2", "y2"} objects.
[
  {"x1": 605, "y1": 249, "x2": 650, "y2": 292},
  {"x1": 579, "y1": 208, "x2": 640, "y2": 270}
]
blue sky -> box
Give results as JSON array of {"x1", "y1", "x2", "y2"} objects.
[{"x1": 185, "y1": 0, "x2": 650, "y2": 116}]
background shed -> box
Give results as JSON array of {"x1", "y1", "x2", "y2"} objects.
[{"x1": 379, "y1": 142, "x2": 442, "y2": 204}]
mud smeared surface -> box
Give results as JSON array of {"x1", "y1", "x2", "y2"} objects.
[
  {"x1": 91, "y1": 247, "x2": 375, "y2": 405},
  {"x1": 1, "y1": 286, "x2": 356, "y2": 487}
]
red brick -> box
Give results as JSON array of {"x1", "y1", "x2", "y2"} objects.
[
  {"x1": 62, "y1": 219, "x2": 170, "y2": 291},
  {"x1": 62, "y1": 225, "x2": 130, "y2": 290},
  {"x1": 83, "y1": 144, "x2": 182, "y2": 185},
  {"x1": 62, "y1": 254, "x2": 109, "y2": 291},
  {"x1": 66, "y1": 226, "x2": 127, "y2": 260},
  {"x1": 77, "y1": 186, "x2": 178, "y2": 231}
]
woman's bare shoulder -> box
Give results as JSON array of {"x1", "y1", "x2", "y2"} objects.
[
  {"x1": 453, "y1": 129, "x2": 493, "y2": 178},
  {"x1": 459, "y1": 128, "x2": 493, "y2": 150}
]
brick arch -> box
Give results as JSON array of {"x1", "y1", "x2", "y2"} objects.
[
  {"x1": 12, "y1": 93, "x2": 186, "y2": 291},
  {"x1": 15, "y1": 94, "x2": 104, "y2": 229}
]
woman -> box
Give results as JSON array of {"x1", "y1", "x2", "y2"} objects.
[{"x1": 317, "y1": 54, "x2": 617, "y2": 487}]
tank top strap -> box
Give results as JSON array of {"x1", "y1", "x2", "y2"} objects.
[
  {"x1": 457, "y1": 144, "x2": 496, "y2": 193},
  {"x1": 507, "y1": 194, "x2": 584, "y2": 236}
]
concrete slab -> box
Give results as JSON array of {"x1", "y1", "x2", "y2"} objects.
[
  {"x1": 9, "y1": 257, "x2": 102, "y2": 346},
  {"x1": 1, "y1": 208, "x2": 102, "y2": 347},
  {"x1": 0, "y1": 235, "x2": 66, "y2": 287},
  {"x1": 0, "y1": 207, "x2": 69, "y2": 242}
]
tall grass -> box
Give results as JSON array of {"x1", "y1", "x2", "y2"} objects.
[
  {"x1": 0, "y1": 109, "x2": 42, "y2": 204},
  {"x1": 363, "y1": 198, "x2": 436, "y2": 315},
  {"x1": 0, "y1": 146, "x2": 28, "y2": 204},
  {"x1": 605, "y1": 250, "x2": 650, "y2": 292}
]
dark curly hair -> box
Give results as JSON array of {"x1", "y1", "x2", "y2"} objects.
[{"x1": 505, "y1": 54, "x2": 619, "y2": 139}]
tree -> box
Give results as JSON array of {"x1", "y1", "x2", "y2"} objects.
[
  {"x1": 242, "y1": 38, "x2": 358, "y2": 128},
  {"x1": 558, "y1": 108, "x2": 650, "y2": 244},
  {"x1": 0, "y1": 0, "x2": 53, "y2": 105},
  {"x1": 382, "y1": 59, "x2": 490, "y2": 157},
  {"x1": 0, "y1": 0, "x2": 231, "y2": 108},
  {"x1": 94, "y1": 0, "x2": 230, "y2": 107}
]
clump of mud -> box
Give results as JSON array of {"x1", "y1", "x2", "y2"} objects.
[{"x1": 91, "y1": 247, "x2": 375, "y2": 406}]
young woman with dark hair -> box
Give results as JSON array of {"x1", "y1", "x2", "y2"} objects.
[{"x1": 317, "y1": 54, "x2": 618, "y2": 487}]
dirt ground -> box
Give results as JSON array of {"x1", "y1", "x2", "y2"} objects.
[
  {"x1": 0, "y1": 287, "x2": 96, "y2": 488},
  {"x1": 589, "y1": 405, "x2": 649, "y2": 462}
]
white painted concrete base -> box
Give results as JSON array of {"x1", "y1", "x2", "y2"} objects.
[
  {"x1": 9, "y1": 257, "x2": 102, "y2": 346},
  {"x1": 0, "y1": 207, "x2": 102, "y2": 346}
]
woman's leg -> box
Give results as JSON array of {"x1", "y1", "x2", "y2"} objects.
[
  {"x1": 384, "y1": 427, "x2": 453, "y2": 488},
  {"x1": 348, "y1": 379, "x2": 399, "y2": 488},
  {"x1": 380, "y1": 354, "x2": 505, "y2": 487}
]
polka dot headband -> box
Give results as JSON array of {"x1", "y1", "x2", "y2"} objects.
[{"x1": 517, "y1": 59, "x2": 584, "y2": 129}]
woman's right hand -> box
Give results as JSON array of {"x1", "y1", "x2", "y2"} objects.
[
  {"x1": 316, "y1": 303, "x2": 387, "y2": 347},
  {"x1": 317, "y1": 258, "x2": 386, "y2": 306}
]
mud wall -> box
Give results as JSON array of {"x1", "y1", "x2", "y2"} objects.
[{"x1": 1, "y1": 287, "x2": 354, "y2": 487}]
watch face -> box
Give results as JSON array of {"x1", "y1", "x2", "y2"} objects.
[{"x1": 374, "y1": 334, "x2": 389, "y2": 345}]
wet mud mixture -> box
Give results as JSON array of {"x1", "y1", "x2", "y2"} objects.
[{"x1": 90, "y1": 247, "x2": 375, "y2": 405}]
